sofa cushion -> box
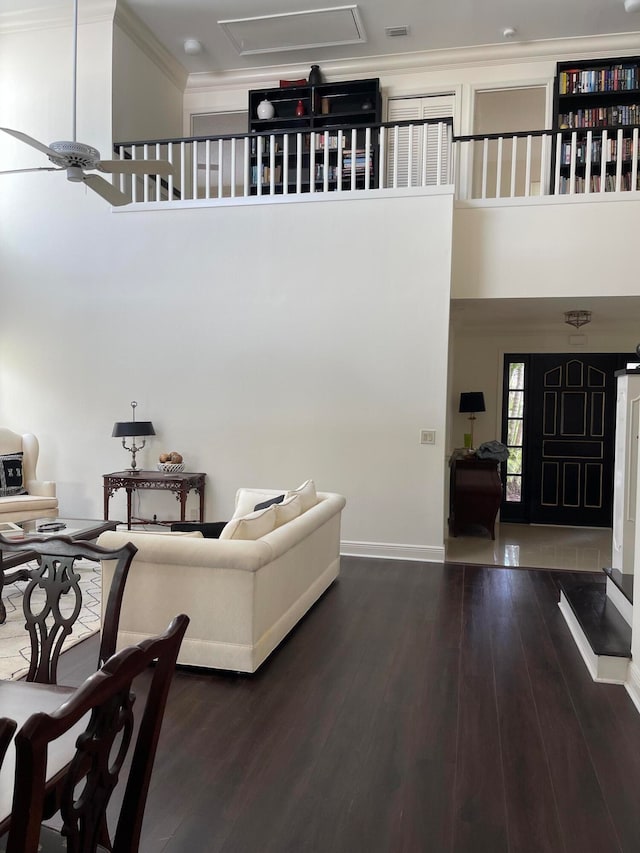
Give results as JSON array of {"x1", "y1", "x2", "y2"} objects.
[
  {"x1": 275, "y1": 494, "x2": 302, "y2": 527},
  {"x1": 0, "y1": 495, "x2": 58, "y2": 514},
  {"x1": 285, "y1": 479, "x2": 318, "y2": 512},
  {"x1": 219, "y1": 504, "x2": 277, "y2": 541},
  {"x1": 0, "y1": 453, "x2": 27, "y2": 497}
]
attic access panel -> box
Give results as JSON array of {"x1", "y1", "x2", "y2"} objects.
[{"x1": 219, "y1": 5, "x2": 367, "y2": 55}]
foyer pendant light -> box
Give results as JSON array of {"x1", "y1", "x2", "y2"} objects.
[{"x1": 564, "y1": 310, "x2": 592, "y2": 329}]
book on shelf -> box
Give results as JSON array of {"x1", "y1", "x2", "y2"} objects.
[
  {"x1": 558, "y1": 103, "x2": 640, "y2": 129},
  {"x1": 251, "y1": 165, "x2": 282, "y2": 184},
  {"x1": 250, "y1": 137, "x2": 282, "y2": 156},
  {"x1": 559, "y1": 64, "x2": 639, "y2": 96}
]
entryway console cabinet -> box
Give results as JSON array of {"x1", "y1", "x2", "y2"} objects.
[
  {"x1": 448, "y1": 453, "x2": 502, "y2": 540},
  {"x1": 248, "y1": 78, "x2": 381, "y2": 193},
  {"x1": 553, "y1": 56, "x2": 640, "y2": 193}
]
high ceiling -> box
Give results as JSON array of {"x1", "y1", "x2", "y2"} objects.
[{"x1": 1, "y1": 0, "x2": 640, "y2": 77}]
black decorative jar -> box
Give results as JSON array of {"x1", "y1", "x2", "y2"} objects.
[{"x1": 308, "y1": 64, "x2": 322, "y2": 85}]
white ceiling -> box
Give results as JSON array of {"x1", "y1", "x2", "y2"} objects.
[{"x1": 2, "y1": 0, "x2": 640, "y2": 76}]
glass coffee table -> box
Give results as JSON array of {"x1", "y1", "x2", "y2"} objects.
[{"x1": 0, "y1": 517, "x2": 121, "y2": 624}]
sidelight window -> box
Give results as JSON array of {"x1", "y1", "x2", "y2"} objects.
[{"x1": 505, "y1": 360, "x2": 526, "y2": 503}]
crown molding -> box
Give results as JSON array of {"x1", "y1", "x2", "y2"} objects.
[
  {"x1": 0, "y1": 0, "x2": 115, "y2": 33},
  {"x1": 114, "y1": 1, "x2": 188, "y2": 93},
  {"x1": 184, "y1": 30, "x2": 640, "y2": 94}
]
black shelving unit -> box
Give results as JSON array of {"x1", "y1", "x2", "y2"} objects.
[
  {"x1": 553, "y1": 56, "x2": 640, "y2": 193},
  {"x1": 248, "y1": 78, "x2": 381, "y2": 193}
]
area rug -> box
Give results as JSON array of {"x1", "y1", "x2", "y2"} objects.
[{"x1": 0, "y1": 559, "x2": 101, "y2": 680}]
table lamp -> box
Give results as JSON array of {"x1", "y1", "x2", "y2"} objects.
[
  {"x1": 112, "y1": 401, "x2": 155, "y2": 472},
  {"x1": 459, "y1": 391, "x2": 485, "y2": 451}
]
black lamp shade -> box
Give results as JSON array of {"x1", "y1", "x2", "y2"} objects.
[
  {"x1": 112, "y1": 421, "x2": 155, "y2": 438},
  {"x1": 459, "y1": 392, "x2": 485, "y2": 414}
]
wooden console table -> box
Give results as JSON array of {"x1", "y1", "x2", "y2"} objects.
[
  {"x1": 103, "y1": 471, "x2": 206, "y2": 530},
  {"x1": 448, "y1": 454, "x2": 502, "y2": 540}
]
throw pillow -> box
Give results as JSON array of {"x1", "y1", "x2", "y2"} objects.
[
  {"x1": 254, "y1": 494, "x2": 285, "y2": 511},
  {"x1": 285, "y1": 479, "x2": 318, "y2": 512},
  {"x1": 233, "y1": 489, "x2": 285, "y2": 519},
  {"x1": 219, "y1": 504, "x2": 277, "y2": 541},
  {"x1": 274, "y1": 494, "x2": 302, "y2": 527},
  {"x1": 0, "y1": 452, "x2": 26, "y2": 497}
]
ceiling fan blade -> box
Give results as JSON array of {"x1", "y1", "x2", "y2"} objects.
[
  {"x1": 97, "y1": 159, "x2": 175, "y2": 177},
  {"x1": 81, "y1": 173, "x2": 131, "y2": 206},
  {"x1": 0, "y1": 127, "x2": 59, "y2": 159},
  {"x1": 0, "y1": 166, "x2": 62, "y2": 175}
]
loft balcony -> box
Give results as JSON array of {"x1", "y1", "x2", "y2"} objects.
[{"x1": 112, "y1": 119, "x2": 640, "y2": 208}]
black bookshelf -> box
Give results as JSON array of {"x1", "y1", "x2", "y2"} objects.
[
  {"x1": 553, "y1": 56, "x2": 640, "y2": 193},
  {"x1": 248, "y1": 78, "x2": 381, "y2": 193}
]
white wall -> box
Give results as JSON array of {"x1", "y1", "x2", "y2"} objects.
[
  {"x1": 112, "y1": 24, "x2": 183, "y2": 142},
  {"x1": 0, "y1": 19, "x2": 113, "y2": 162},
  {"x1": 1, "y1": 191, "x2": 453, "y2": 559},
  {"x1": 452, "y1": 197, "x2": 640, "y2": 300}
]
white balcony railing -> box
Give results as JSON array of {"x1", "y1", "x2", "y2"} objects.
[
  {"x1": 113, "y1": 122, "x2": 640, "y2": 205},
  {"x1": 114, "y1": 118, "x2": 454, "y2": 204},
  {"x1": 454, "y1": 126, "x2": 640, "y2": 200}
]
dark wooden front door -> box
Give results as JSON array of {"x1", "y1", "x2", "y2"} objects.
[{"x1": 528, "y1": 353, "x2": 626, "y2": 527}]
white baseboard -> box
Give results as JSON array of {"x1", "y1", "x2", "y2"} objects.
[
  {"x1": 558, "y1": 592, "x2": 629, "y2": 684},
  {"x1": 626, "y1": 662, "x2": 640, "y2": 714},
  {"x1": 340, "y1": 540, "x2": 445, "y2": 563}
]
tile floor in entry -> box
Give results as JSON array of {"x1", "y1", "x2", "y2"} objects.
[{"x1": 445, "y1": 522, "x2": 613, "y2": 572}]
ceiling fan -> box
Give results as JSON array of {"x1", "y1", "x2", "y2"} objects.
[{"x1": 0, "y1": 0, "x2": 174, "y2": 206}]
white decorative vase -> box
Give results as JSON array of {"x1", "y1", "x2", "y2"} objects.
[{"x1": 257, "y1": 98, "x2": 275, "y2": 119}]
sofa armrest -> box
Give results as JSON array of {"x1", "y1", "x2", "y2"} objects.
[
  {"x1": 25, "y1": 479, "x2": 56, "y2": 497},
  {"x1": 262, "y1": 493, "x2": 346, "y2": 560},
  {"x1": 97, "y1": 530, "x2": 273, "y2": 573}
]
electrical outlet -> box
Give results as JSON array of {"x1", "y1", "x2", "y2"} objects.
[{"x1": 420, "y1": 429, "x2": 436, "y2": 445}]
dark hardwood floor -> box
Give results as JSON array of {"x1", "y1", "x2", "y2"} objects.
[{"x1": 56, "y1": 558, "x2": 640, "y2": 852}]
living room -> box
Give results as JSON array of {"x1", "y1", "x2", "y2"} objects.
[{"x1": 4, "y1": 0, "x2": 640, "y2": 849}]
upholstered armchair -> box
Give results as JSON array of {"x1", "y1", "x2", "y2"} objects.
[{"x1": 0, "y1": 428, "x2": 58, "y2": 522}]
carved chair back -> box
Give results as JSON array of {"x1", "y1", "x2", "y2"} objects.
[
  {"x1": 4, "y1": 613, "x2": 189, "y2": 853},
  {"x1": 0, "y1": 718, "x2": 17, "y2": 767},
  {"x1": 0, "y1": 534, "x2": 137, "y2": 684}
]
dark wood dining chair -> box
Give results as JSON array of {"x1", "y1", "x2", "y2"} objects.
[
  {"x1": 2, "y1": 613, "x2": 189, "y2": 853},
  {"x1": 0, "y1": 719, "x2": 17, "y2": 767},
  {"x1": 0, "y1": 534, "x2": 137, "y2": 684}
]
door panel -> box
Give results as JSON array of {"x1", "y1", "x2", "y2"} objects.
[{"x1": 528, "y1": 353, "x2": 627, "y2": 526}]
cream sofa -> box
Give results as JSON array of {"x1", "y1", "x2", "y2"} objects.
[
  {"x1": 0, "y1": 428, "x2": 58, "y2": 522},
  {"x1": 98, "y1": 486, "x2": 346, "y2": 673}
]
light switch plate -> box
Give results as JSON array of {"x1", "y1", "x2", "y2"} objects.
[{"x1": 420, "y1": 429, "x2": 436, "y2": 445}]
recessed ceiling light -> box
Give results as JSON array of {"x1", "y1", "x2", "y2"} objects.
[
  {"x1": 385, "y1": 25, "x2": 410, "y2": 38},
  {"x1": 502, "y1": 26, "x2": 517, "y2": 39},
  {"x1": 184, "y1": 38, "x2": 202, "y2": 55}
]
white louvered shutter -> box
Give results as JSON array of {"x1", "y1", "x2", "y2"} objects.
[{"x1": 387, "y1": 95, "x2": 454, "y2": 187}]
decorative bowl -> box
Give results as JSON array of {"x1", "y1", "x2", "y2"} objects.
[{"x1": 157, "y1": 462, "x2": 185, "y2": 474}]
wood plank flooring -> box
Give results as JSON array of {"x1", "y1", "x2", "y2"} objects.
[{"x1": 56, "y1": 558, "x2": 640, "y2": 852}]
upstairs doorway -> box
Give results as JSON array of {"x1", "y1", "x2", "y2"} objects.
[{"x1": 501, "y1": 352, "x2": 631, "y2": 527}]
